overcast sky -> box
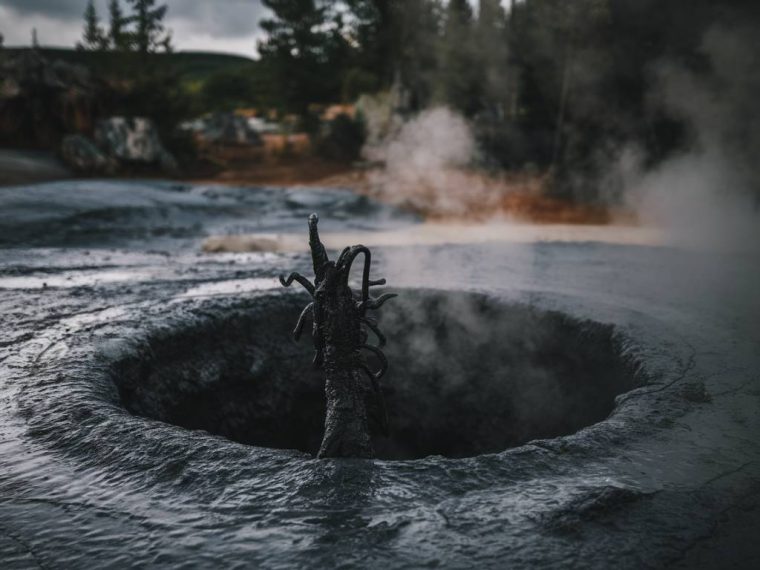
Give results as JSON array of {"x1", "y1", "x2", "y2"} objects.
[
  {"x1": 0, "y1": 0, "x2": 510, "y2": 58},
  {"x1": 0, "y1": 0, "x2": 270, "y2": 57}
]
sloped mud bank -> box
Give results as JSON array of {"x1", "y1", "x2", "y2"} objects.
[
  {"x1": 1, "y1": 180, "x2": 759, "y2": 568},
  {"x1": 112, "y1": 291, "x2": 638, "y2": 460}
]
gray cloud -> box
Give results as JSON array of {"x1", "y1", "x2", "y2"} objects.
[
  {"x1": 0, "y1": 0, "x2": 267, "y2": 36},
  {"x1": 0, "y1": 0, "x2": 84, "y2": 20},
  {"x1": 167, "y1": 0, "x2": 268, "y2": 38},
  {"x1": 0, "y1": 0, "x2": 268, "y2": 54}
]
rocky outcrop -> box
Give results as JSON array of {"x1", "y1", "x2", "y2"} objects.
[
  {"x1": 95, "y1": 117, "x2": 178, "y2": 173},
  {"x1": 59, "y1": 117, "x2": 177, "y2": 175},
  {"x1": 60, "y1": 134, "x2": 115, "y2": 174},
  {"x1": 0, "y1": 51, "x2": 179, "y2": 175},
  {"x1": 184, "y1": 112, "x2": 262, "y2": 146},
  {"x1": 0, "y1": 50, "x2": 102, "y2": 148}
]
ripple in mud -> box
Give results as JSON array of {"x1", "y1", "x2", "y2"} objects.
[{"x1": 110, "y1": 290, "x2": 638, "y2": 460}]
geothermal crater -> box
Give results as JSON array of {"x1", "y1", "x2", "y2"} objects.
[
  {"x1": 111, "y1": 289, "x2": 637, "y2": 460},
  {"x1": 3, "y1": 182, "x2": 758, "y2": 568}
]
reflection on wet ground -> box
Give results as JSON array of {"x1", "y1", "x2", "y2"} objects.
[{"x1": 0, "y1": 179, "x2": 759, "y2": 568}]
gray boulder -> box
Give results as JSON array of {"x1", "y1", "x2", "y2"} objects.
[
  {"x1": 192, "y1": 112, "x2": 262, "y2": 146},
  {"x1": 60, "y1": 134, "x2": 115, "y2": 174},
  {"x1": 95, "y1": 117, "x2": 178, "y2": 173},
  {"x1": 0, "y1": 50, "x2": 101, "y2": 147}
]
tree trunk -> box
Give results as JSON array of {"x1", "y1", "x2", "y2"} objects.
[{"x1": 318, "y1": 363, "x2": 373, "y2": 459}]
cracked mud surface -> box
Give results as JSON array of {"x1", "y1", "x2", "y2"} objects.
[{"x1": 1, "y1": 180, "x2": 759, "y2": 568}]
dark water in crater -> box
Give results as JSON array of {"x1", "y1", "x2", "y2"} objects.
[
  {"x1": 1, "y1": 180, "x2": 759, "y2": 568},
  {"x1": 113, "y1": 290, "x2": 638, "y2": 460}
]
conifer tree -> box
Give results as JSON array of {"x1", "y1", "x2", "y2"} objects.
[
  {"x1": 398, "y1": 0, "x2": 443, "y2": 111},
  {"x1": 259, "y1": 0, "x2": 335, "y2": 113},
  {"x1": 477, "y1": 0, "x2": 510, "y2": 117},
  {"x1": 125, "y1": 0, "x2": 171, "y2": 54},
  {"x1": 436, "y1": 0, "x2": 480, "y2": 115},
  {"x1": 109, "y1": 0, "x2": 131, "y2": 51},
  {"x1": 80, "y1": 1, "x2": 107, "y2": 51}
]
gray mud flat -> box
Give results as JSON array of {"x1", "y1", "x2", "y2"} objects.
[
  {"x1": 0, "y1": 180, "x2": 759, "y2": 568},
  {"x1": 0, "y1": 150, "x2": 71, "y2": 187}
]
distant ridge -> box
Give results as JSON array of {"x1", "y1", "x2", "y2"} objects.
[{"x1": 2, "y1": 47, "x2": 257, "y2": 83}]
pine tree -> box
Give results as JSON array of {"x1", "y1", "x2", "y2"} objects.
[
  {"x1": 258, "y1": 0, "x2": 336, "y2": 113},
  {"x1": 436, "y1": 0, "x2": 480, "y2": 115},
  {"x1": 125, "y1": 0, "x2": 171, "y2": 54},
  {"x1": 386, "y1": 0, "x2": 443, "y2": 112},
  {"x1": 109, "y1": 0, "x2": 131, "y2": 51},
  {"x1": 159, "y1": 29, "x2": 173, "y2": 54},
  {"x1": 80, "y1": 1, "x2": 107, "y2": 51},
  {"x1": 345, "y1": 0, "x2": 392, "y2": 80},
  {"x1": 477, "y1": 0, "x2": 510, "y2": 118}
]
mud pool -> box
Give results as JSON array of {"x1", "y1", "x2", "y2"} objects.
[{"x1": 1, "y1": 180, "x2": 759, "y2": 568}]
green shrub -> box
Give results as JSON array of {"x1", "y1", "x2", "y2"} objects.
[{"x1": 315, "y1": 113, "x2": 366, "y2": 162}]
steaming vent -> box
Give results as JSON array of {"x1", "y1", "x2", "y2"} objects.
[{"x1": 111, "y1": 290, "x2": 638, "y2": 460}]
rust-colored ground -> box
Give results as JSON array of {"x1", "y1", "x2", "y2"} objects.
[
  {"x1": 195, "y1": 151, "x2": 633, "y2": 226},
  {"x1": 332, "y1": 169, "x2": 631, "y2": 225},
  {"x1": 206, "y1": 157, "x2": 353, "y2": 187}
]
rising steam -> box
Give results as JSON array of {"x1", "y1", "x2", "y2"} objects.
[
  {"x1": 360, "y1": 21, "x2": 759, "y2": 253},
  {"x1": 360, "y1": 106, "x2": 549, "y2": 220},
  {"x1": 623, "y1": 24, "x2": 760, "y2": 252}
]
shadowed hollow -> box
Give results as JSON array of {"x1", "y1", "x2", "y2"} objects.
[{"x1": 111, "y1": 290, "x2": 638, "y2": 460}]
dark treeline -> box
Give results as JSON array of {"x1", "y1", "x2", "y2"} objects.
[
  {"x1": 10, "y1": 0, "x2": 756, "y2": 200},
  {"x1": 257, "y1": 0, "x2": 760, "y2": 200},
  {"x1": 73, "y1": 0, "x2": 196, "y2": 155},
  {"x1": 79, "y1": 0, "x2": 172, "y2": 53}
]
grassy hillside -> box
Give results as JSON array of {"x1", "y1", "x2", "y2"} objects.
[
  {"x1": 161, "y1": 51, "x2": 258, "y2": 83},
  {"x1": 4, "y1": 47, "x2": 257, "y2": 85}
]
